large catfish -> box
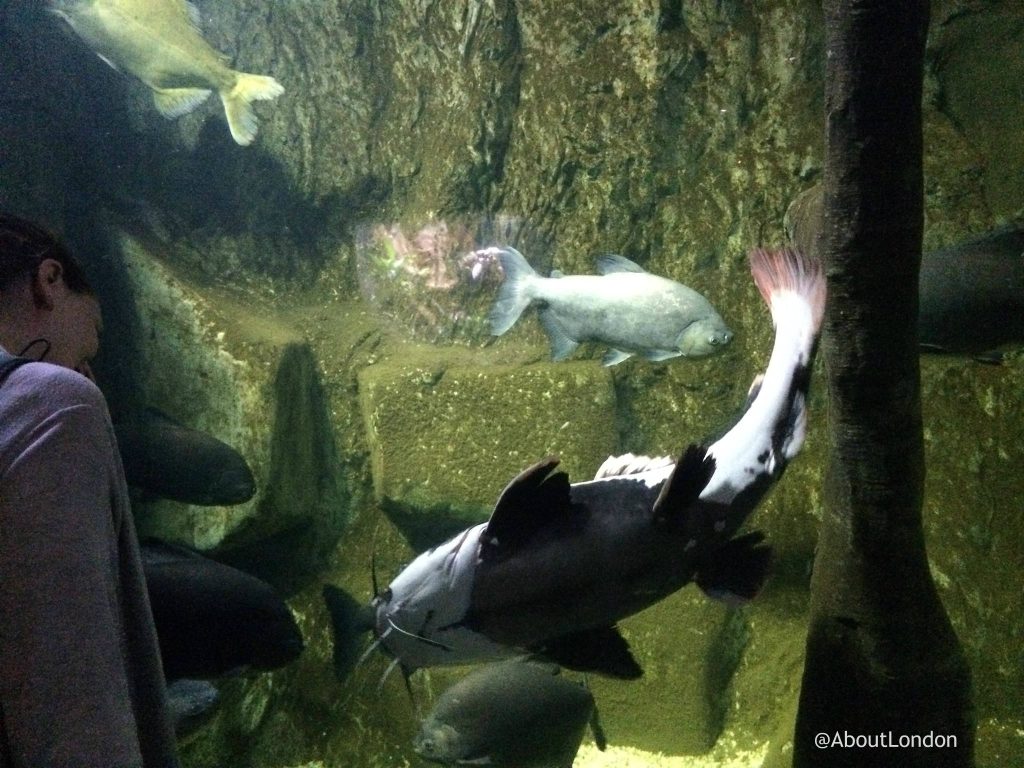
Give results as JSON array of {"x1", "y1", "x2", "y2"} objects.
[{"x1": 346, "y1": 246, "x2": 825, "y2": 679}]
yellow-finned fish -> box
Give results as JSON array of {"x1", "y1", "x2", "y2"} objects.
[{"x1": 50, "y1": 0, "x2": 284, "y2": 146}]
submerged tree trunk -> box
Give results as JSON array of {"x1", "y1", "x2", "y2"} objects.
[{"x1": 793, "y1": 2, "x2": 974, "y2": 767}]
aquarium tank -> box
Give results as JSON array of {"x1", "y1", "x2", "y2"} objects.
[{"x1": 0, "y1": 0, "x2": 1021, "y2": 767}]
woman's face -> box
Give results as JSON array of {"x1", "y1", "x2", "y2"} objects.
[{"x1": 44, "y1": 283, "x2": 102, "y2": 380}]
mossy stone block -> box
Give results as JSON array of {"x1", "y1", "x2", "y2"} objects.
[
  {"x1": 109, "y1": 235, "x2": 346, "y2": 557},
  {"x1": 588, "y1": 590, "x2": 746, "y2": 755},
  {"x1": 358, "y1": 358, "x2": 617, "y2": 547}
]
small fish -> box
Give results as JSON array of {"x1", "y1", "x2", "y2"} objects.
[
  {"x1": 142, "y1": 540, "x2": 304, "y2": 680},
  {"x1": 114, "y1": 408, "x2": 255, "y2": 506},
  {"x1": 50, "y1": 0, "x2": 284, "y2": 145},
  {"x1": 488, "y1": 247, "x2": 733, "y2": 365},
  {"x1": 919, "y1": 224, "x2": 1024, "y2": 362},
  {"x1": 415, "y1": 660, "x2": 602, "y2": 768},
  {"x1": 361, "y1": 247, "x2": 825, "y2": 679}
]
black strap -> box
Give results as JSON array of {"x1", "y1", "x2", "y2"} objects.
[{"x1": 0, "y1": 350, "x2": 32, "y2": 388}]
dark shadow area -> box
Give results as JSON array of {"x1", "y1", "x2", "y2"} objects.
[
  {"x1": 217, "y1": 344, "x2": 347, "y2": 594},
  {"x1": 379, "y1": 495, "x2": 488, "y2": 553}
]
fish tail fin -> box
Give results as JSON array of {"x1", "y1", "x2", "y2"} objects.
[
  {"x1": 749, "y1": 246, "x2": 826, "y2": 335},
  {"x1": 220, "y1": 73, "x2": 285, "y2": 146},
  {"x1": 322, "y1": 585, "x2": 374, "y2": 681},
  {"x1": 745, "y1": 246, "x2": 825, "y2": 460},
  {"x1": 489, "y1": 246, "x2": 539, "y2": 336}
]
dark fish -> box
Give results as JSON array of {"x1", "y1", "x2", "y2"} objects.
[
  {"x1": 363, "y1": 247, "x2": 826, "y2": 679},
  {"x1": 165, "y1": 678, "x2": 219, "y2": 738},
  {"x1": 487, "y1": 247, "x2": 732, "y2": 366},
  {"x1": 415, "y1": 660, "x2": 601, "y2": 768},
  {"x1": 918, "y1": 224, "x2": 1024, "y2": 362},
  {"x1": 142, "y1": 540, "x2": 304, "y2": 680},
  {"x1": 114, "y1": 408, "x2": 256, "y2": 505},
  {"x1": 786, "y1": 185, "x2": 1024, "y2": 362}
]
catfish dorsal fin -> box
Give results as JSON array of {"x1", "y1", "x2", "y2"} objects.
[
  {"x1": 652, "y1": 444, "x2": 715, "y2": 529},
  {"x1": 484, "y1": 456, "x2": 570, "y2": 553}
]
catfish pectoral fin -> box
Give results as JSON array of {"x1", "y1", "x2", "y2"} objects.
[
  {"x1": 695, "y1": 531, "x2": 772, "y2": 604},
  {"x1": 538, "y1": 625, "x2": 642, "y2": 679}
]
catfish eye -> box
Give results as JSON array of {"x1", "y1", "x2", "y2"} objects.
[{"x1": 709, "y1": 337, "x2": 719, "y2": 346}]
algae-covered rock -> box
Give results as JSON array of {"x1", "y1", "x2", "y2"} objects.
[
  {"x1": 100, "y1": 235, "x2": 347, "y2": 559},
  {"x1": 358, "y1": 357, "x2": 617, "y2": 547},
  {"x1": 589, "y1": 592, "x2": 748, "y2": 755},
  {"x1": 920, "y1": 356, "x2": 1024, "y2": 723},
  {"x1": 930, "y1": 6, "x2": 1024, "y2": 218}
]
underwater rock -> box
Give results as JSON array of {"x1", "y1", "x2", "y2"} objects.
[
  {"x1": 586, "y1": 592, "x2": 747, "y2": 755},
  {"x1": 103, "y1": 234, "x2": 345, "y2": 555},
  {"x1": 920, "y1": 357, "x2": 1024, "y2": 728},
  {"x1": 357, "y1": 358, "x2": 617, "y2": 549},
  {"x1": 931, "y1": 8, "x2": 1024, "y2": 217}
]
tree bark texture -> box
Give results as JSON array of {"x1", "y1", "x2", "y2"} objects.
[{"x1": 793, "y1": 2, "x2": 975, "y2": 767}]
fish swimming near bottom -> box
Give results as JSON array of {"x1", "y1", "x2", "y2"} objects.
[
  {"x1": 50, "y1": 0, "x2": 284, "y2": 146},
  {"x1": 487, "y1": 247, "x2": 733, "y2": 365},
  {"x1": 415, "y1": 660, "x2": 603, "y2": 768},
  {"x1": 356, "y1": 246, "x2": 825, "y2": 680},
  {"x1": 142, "y1": 540, "x2": 304, "y2": 680},
  {"x1": 114, "y1": 408, "x2": 256, "y2": 506}
]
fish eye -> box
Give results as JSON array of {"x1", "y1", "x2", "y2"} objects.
[{"x1": 709, "y1": 337, "x2": 719, "y2": 345}]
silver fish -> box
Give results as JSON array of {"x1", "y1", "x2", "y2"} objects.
[
  {"x1": 363, "y1": 247, "x2": 826, "y2": 679},
  {"x1": 415, "y1": 660, "x2": 602, "y2": 768},
  {"x1": 487, "y1": 246, "x2": 732, "y2": 365},
  {"x1": 50, "y1": 0, "x2": 283, "y2": 145}
]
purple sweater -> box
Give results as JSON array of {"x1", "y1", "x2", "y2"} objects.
[{"x1": 0, "y1": 356, "x2": 178, "y2": 767}]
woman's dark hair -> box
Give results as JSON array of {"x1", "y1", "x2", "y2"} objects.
[{"x1": 0, "y1": 213, "x2": 93, "y2": 294}]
